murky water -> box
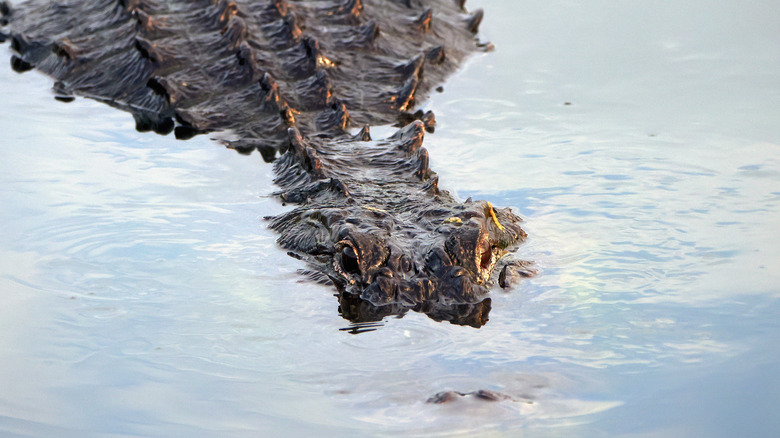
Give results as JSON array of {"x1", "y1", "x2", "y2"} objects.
[{"x1": 2, "y1": 1, "x2": 779, "y2": 436}]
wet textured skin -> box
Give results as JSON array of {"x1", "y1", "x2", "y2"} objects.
[{"x1": 1, "y1": 0, "x2": 534, "y2": 327}]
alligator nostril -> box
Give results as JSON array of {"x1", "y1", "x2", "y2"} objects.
[{"x1": 341, "y1": 245, "x2": 360, "y2": 275}]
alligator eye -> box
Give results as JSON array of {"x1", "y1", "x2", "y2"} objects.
[
  {"x1": 341, "y1": 245, "x2": 361, "y2": 275},
  {"x1": 479, "y1": 246, "x2": 492, "y2": 271}
]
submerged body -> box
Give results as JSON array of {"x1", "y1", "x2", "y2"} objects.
[{"x1": 1, "y1": 0, "x2": 532, "y2": 326}]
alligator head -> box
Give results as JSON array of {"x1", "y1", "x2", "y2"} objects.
[
  {"x1": 331, "y1": 198, "x2": 527, "y2": 306},
  {"x1": 270, "y1": 121, "x2": 529, "y2": 323}
]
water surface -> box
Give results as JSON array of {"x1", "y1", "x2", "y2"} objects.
[{"x1": 1, "y1": 0, "x2": 779, "y2": 436}]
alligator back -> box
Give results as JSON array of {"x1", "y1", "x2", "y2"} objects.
[{"x1": 1, "y1": 0, "x2": 533, "y2": 327}]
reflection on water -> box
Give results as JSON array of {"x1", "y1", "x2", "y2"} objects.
[
  {"x1": 2, "y1": 0, "x2": 780, "y2": 436},
  {"x1": 339, "y1": 293, "x2": 492, "y2": 331}
]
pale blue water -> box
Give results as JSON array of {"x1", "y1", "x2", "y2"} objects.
[{"x1": 1, "y1": 1, "x2": 779, "y2": 437}]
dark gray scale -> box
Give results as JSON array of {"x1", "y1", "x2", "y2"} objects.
[{"x1": 3, "y1": 0, "x2": 533, "y2": 327}]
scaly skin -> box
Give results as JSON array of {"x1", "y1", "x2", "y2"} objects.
[{"x1": 1, "y1": 0, "x2": 534, "y2": 327}]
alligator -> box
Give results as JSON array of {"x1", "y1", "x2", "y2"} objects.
[{"x1": 0, "y1": 0, "x2": 535, "y2": 328}]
